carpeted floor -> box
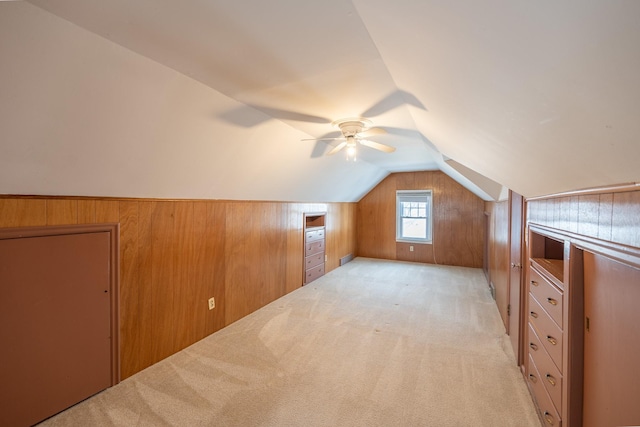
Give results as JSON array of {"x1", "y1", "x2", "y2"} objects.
[{"x1": 40, "y1": 257, "x2": 540, "y2": 426}]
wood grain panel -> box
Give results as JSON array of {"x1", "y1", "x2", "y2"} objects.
[
  {"x1": 172, "y1": 202, "x2": 194, "y2": 352},
  {"x1": 198, "y1": 202, "x2": 226, "y2": 336},
  {"x1": 46, "y1": 199, "x2": 77, "y2": 225},
  {"x1": 0, "y1": 199, "x2": 47, "y2": 227},
  {"x1": 118, "y1": 201, "x2": 140, "y2": 379},
  {"x1": 149, "y1": 202, "x2": 178, "y2": 362},
  {"x1": 611, "y1": 191, "x2": 640, "y2": 248},
  {"x1": 0, "y1": 196, "x2": 359, "y2": 378},
  {"x1": 136, "y1": 202, "x2": 155, "y2": 372},
  {"x1": 488, "y1": 200, "x2": 510, "y2": 328},
  {"x1": 583, "y1": 251, "x2": 640, "y2": 427},
  {"x1": 528, "y1": 188, "x2": 640, "y2": 249},
  {"x1": 357, "y1": 171, "x2": 484, "y2": 268},
  {"x1": 77, "y1": 200, "x2": 97, "y2": 223},
  {"x1": 577, "y1": 195, "x2": 599, "y2": 238},
  {"x1": 96, "y1": 200, "x2": 119, "y2": 223},
  {"x1": 285, "y1": 203, "x2": 304, "y2": 293}
]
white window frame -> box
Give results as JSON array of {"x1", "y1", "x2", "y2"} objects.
[{"x1": 396, "y1": 190, "x2": 433, "y2": 244}]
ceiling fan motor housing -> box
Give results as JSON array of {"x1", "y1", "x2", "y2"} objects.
[{"x1": 332, "y1": 118, "x2": 372, "y2": 137}]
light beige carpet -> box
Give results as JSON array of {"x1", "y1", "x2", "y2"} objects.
[{"x1": 40, "y1": 257, "x2": 539, "y2": 426}]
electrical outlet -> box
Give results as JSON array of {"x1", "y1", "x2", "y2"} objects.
[
  {"x1": 409, "y1": 245, "x2": 414, "y2": 252},
  {"x1": 208, "y1": 297, "x2": 215, "y2": 310}
]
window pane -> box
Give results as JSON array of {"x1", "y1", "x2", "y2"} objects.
[{"x1": 402, "y1": 218, "x2": 426, "y2": 239}]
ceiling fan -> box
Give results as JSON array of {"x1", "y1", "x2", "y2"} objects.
[{"x1": 303, "y1": 118, "x2": 396, "y2": 160}]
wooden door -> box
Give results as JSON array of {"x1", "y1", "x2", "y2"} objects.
[
  {"x1": 508, "y1": 191, "x2": 524, "y2": 364},
  {"x1": 583, "y1": 251, "x2": 640, "y2": 427},
  {"x1": 0, "y1": 227, "x2": 117, "y2": 426}
]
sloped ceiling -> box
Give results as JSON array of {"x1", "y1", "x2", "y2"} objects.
[{"x1": 1, "y1": 1, "x2": 639, "y2": 202}]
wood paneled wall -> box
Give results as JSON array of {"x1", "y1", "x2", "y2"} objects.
[
  {"x1": 356, "y1": 171, "x2": 484, "y2": 268},
  {"x1": 0, "y1": 197, "x2": 357, "y2": 379},
  {"x1": 527, "y1": 189, "x2": 640, "y2": 247},
  {"x1": 484, "y1": 200, "x2": 510, "y2": 328}
]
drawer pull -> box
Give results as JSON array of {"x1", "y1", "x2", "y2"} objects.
[
  {"x1": 546, "y1": 336, "x2": 558, "y2": 346},
  {"x1": 530, "y1": 311, "x2": 538, "y2": 319},
  {"x1": 531, "y1": 280, "x2": 539, "y2": 287},
  {"x1": 543, "y1": 411, "x2": 555, "y2": 425},
  {"x1": 529, "y1": 343, "x2": 538, "y2": 351},
  {"x1": 545, "y1": 374, "x2": 557, "y2": 387},
  {"x1": 528, "y1": 373, "x2": 537, "y2": 383},
  {"x1": 547, "y1": 297, "x2": 558, "y2": 306}
]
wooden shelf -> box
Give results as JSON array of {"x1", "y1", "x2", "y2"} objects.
[{"x1": 531, "y1": 257, "x2": 564, "y2": 284}]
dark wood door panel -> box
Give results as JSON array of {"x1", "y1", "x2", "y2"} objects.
[
  {"x1": 0, "y1": 231, "x2": 112, "y2": 426},
  {"x1": 583, "y1": 251, "x2": 640, "y2": 427}
]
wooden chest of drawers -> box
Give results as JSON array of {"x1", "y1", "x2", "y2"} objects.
[
  {"x1": 303, "y1": 213, "x2": 326, "y2": 284},
  {"x1": 526, "y1": 263, "x2": 565, "y2": 427},
  {"x1": 525, "y1": 227, "x2": 583, "y2": 427}
]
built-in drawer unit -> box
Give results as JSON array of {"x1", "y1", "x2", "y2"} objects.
[
  {"x1": 305, "y1": 252, "x2": 324, "y2": 270},
  {"x1": 303, "y1": 213, "x2": 326, "y2": 285},
  {"x1": 530, "y1": 266, "x2": 563, "y2": 328},
  {"x1": 528, "y1": 293, "x2": 563, "y2": 370},
  {"x1": 527, "y1": 354, "x2": 562, "y2": 427},
  {"x1": 305, "y1": 263, "x2": 325, "y2": 283},
  {"x1": 305, "y1": 239, "x2": 325, "y2": 256},
  {"x1": 525, "y1": 226, "x2": 582, "y2": 426},
  {"x1": 528, "y1": 324, "x2": 563, "y2": 411}
]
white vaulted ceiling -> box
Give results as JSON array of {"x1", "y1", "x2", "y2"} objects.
[{"x1": 1, "y1": 1, "x2": 639, "y2": 201}]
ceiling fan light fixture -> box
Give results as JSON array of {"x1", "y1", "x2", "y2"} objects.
[{"x1": 346, "y1": 137, "x2": 357, "y2": 161}]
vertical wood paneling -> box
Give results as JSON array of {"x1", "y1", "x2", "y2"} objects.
[
  {"x1": 597, "y1": 194, "x2": 613, "y2": 242},
  {"x1": 0, "y1": 195, "x2": 358, "y2": 379},
  {"x1": 489, "y1": 200, "x2": 510, "y2": 328},
  {"x1": 199, "y1": 202, "x2": 226, "y2": 336},
  {"x1": 172, "y1": 202, "x2": 194, "y2": 352},
  {"x1": 0, "y1": 199, "x2": 47, "y2": 227},
  {"x1": 150, "y1": 202, "x2": 177, "y2": 361},
  {"x1": 77, "y1": 200, "x2": 97, "y2": 223},
  {"x1": 96, "y1": 200, "x2": 120, "y2": 223},
  {"x1": 285, "y1": 203, "x2": 304, "y2": 294},
  {"x1": 528, "y1": 189, "x2": 640, "y2": 249},
  {"x1": 611, "y1": 191, "x2": 640, "y2": 248},
  {"x1": 577, "y1": 195, "x2": 600, "y2": 238},
  {"x1": 46, "y1": 199, "x2": 77, "y2": 225},
  {"x1": 118, "y1": 201, "x2": 140, "y2": 379},
  {"x1": 357, "y1": 171, "x2": 484, "y2": 268},
  {"x1": 527, "y1": 191, "x2": 640, "y2": 252},
  {"x1": 136, "y1": 201, "x2": 154, "y2": 372}
]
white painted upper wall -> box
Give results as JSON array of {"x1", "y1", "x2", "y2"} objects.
[
  {"x1": 0, "y1": 2, "x2": 389, "y2": 202},
  {"x1": 1, "y1": 1, "x2": 639, "y2": 202}
]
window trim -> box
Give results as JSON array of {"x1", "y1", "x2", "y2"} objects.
[{"x1": 396, "y1": 190, "x2": 433, "y2": 244}]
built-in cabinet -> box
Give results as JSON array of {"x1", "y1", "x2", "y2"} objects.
[
  {"x1": 525, "y1": 226, "x2": 583, "y2": 427},
  {"x1": 303, "y1": 213, "x2": 326, "y2": 284}
]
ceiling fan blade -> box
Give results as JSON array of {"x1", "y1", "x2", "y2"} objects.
[
  {"x1": 359, "y1": 139, "x2": 396, "y2": 153},
  {"x1": 327, "y1": 141, "x2": 347, "y2": 155}
]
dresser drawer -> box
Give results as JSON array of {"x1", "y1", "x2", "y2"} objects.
[
  {"x1": 528, "y1": 293, "x2": 563, "y2": 371},
  {"x1": 305, "y1": 252, "x2": 324, "y2": 269},
  {"x1": 527, "y1": 354, "x2": 562, "y2": 427},
  {"x1": 305, "y1": 228, "x2": 325, "y2": 242},
  {"x1": 528, "y1": 324, "x2": 563, "y2": 412},
  {"x1": 530, "y1": 267, "x2": 563, "y2": 328},
  {"x1": 305, "y1": 239, "x2": 325, "y2": 256},
  {"x1": 305, "y1": 263, "x2": 325, "y2": 283}
]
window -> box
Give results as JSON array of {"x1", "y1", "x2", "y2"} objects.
[{"x1": 396, "y1": 190, "x2": 432, "y2": 243}]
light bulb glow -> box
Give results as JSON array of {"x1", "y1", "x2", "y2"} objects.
[{"x1": 346, "y1": 143, "x2": 357, "y2": 161}]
